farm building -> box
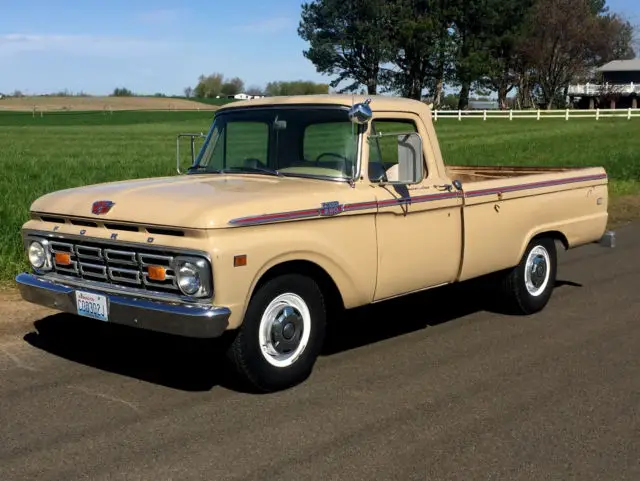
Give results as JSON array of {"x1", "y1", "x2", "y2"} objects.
[
  {"x1": 568, "y1": 59, "x2": 640, "y2": 109},
  {"x1": 225, "y1": 93, "x2": 265, "y2": 100}
]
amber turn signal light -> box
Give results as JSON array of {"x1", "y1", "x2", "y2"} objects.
[
  {"x1": 234, "y1": 255, "x2": 247, "y2": 267},
  {"x1": 147, "y1": 265, "x2": 166, "y2": 281},
  {"x1": 54, "y1": 252, "x2": 71, "y2": 266}
]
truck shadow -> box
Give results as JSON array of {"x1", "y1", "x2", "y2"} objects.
[{"x1": 22, "y1": 277, "x2": 580, "y2": 393}]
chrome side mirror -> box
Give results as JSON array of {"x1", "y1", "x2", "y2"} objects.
[
  {"x1": 348, "y1": 98, "x2": 373, "y2": 124},
  {"x1": 396, "y1": 132, "x2": 425, "y2": 184},
  {"x1": 176, "y1": 132, "x2": 205, "y2": 174}
]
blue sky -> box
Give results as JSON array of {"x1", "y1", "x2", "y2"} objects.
[{"x1": 0, "y1": 0, "x2": 638, "y2": 96}]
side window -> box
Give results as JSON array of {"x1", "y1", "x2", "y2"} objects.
[
  {"x1": 215, "y1": 121, "x2": 269, "y2": 168},
  {"x1": 368, "y1": 119, "x2": 425, "y2": 182}
]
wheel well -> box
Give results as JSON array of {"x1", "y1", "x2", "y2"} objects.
[
  {"x1": 252, "y1": 260, "x2": 345, "y2": 313},
  {"x1": 532, "y1": 231, "x2": 569, "y2": 250}
]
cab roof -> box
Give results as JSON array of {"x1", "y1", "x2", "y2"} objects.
[{"x1": 215, "y1": 94, "x2": 432, "y2": 116}]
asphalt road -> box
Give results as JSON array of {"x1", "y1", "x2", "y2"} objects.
[{"x1": 1, "y1": 223, "x2": 638, "y2": 481}]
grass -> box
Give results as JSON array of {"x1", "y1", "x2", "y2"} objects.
[
  {"x1": 1, "y1": 111, "x2": 638, "y2": 283},
  {"x1": 0, "y1": 110, "x2": 214, "y2": 282},
  {"x1": 183, "y1": 97, "x2": 240, "y2": 106},
  {"x1": 435, "y1": 119, "x2": 640, "y2": 196},
  {"x1": 0, "y1": 95, "x2": 217, "y2": 112}
]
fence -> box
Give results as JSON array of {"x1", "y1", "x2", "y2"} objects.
[{"x1": 432, "y1": 108, "x2": 640, "y2": 121}]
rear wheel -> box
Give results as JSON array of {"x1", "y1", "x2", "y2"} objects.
[
  {"x1": 500, "y1": 236, "x2": 557, "y2": 315},
  {"x1": 225, "y1": 274, "x2": 326, "y2": 392}
]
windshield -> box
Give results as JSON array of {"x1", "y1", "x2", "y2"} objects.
[{"x1": 190, "y1": 106, "x2": 361, "y2": 180}]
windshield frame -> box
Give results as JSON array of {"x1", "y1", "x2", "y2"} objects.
[{"x1": 188, "y1": 104, "x2": 366, "y2": 183}]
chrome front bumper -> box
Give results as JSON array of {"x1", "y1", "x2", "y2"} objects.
[{"x1": 15, "y1": 273, "x2": 231, "y2": 338}]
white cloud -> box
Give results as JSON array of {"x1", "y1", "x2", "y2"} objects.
[
  {"x1": 230, "y1": 17, "x2": 294, "y2": 35},
  {"x1": 0, "y1": 33, "x2": 181, "y2": 59}
]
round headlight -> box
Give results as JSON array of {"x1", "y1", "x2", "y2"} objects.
[
  {"x1": 28, "y1": 241, "x2": 47, "y2": 269},
  {"x1": 173, "y1": 255, "x2": 212, "y2": 298},
  {"x1": 177, "y1": 262, "x2": 201, "y2": 295}
]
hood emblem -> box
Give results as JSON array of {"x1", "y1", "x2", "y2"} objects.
[{"x1": 91, "y1": 200, "x2": 115, "y2": 215}]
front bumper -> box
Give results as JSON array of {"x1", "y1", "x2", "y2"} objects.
[{"x1": 15, "y1": 273, "x2": 231, "y2": 338}]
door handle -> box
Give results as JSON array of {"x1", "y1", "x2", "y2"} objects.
[{"x1": 434, "y1": 180, "x2": 463, "y2": 192}]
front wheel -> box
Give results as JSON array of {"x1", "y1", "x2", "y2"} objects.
[
  {"x1": 499, "y1": 236, "x2": 558, "y2": 315},
  {"x1": 225, "y1": 274, "x2": 326, "y2": 392}
]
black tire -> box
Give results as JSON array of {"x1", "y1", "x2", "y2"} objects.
[
  {"x1": 225, "y1": 273, "x2": 327, "y2": 392},
  {"x1": 500, "y1": 236, "x2": 557, "y2": 315}
]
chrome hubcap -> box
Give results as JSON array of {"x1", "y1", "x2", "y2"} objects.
[
  {"x1": 529, "y1": 256, "x2": 547, "y2": 288},
  {"x1": 258, "y1": 293, "x2": 311, "y2": 368},
  {"x1": 524, "y1": 245, "x2": 551, "y2": 297}
]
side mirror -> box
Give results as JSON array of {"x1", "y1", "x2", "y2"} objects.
[
  {"x1": 176, "y1": 132, "x2": 205, "y2": 174},
  {"x1": 396, "y1": 132, "x2": 425, "y2": 184},
  {"x1": 348, "y1": 98, "x2": 372, "y2": 125}
]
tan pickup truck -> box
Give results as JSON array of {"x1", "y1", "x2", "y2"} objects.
[{"x1": 16, "y1": 94, "x2": 613, "y2": 392}]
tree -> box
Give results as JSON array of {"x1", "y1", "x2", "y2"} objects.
[
  {"x1": 298, "y1": 0, "x2": 395, "y2": 94},
  {"x1": 478, "y1": 0, "x2": 535, "y2": 109},
  {"x1": 265, "y1": 81, "x2": 329, "y2": 96},
  {"x1": 449, "y1": 0, "x2": 500, "y2": 109},
  {"x1": 595, "y1": 13, "x2": 636, "y2": 63},
  {"x1": 246, "y1": 85, "x2": 264, "y2": 96},
  {"x1": 380, "y1": 0, "x2": 457, "y2": 101},
  {"x1": 194, "y1": 73, "x2": 224, "y2": 98},
  {"x1": 520, "y1": 0, "x2": 601, "y2": 109},
  {"x1": 441, "y1": 93, "x2": 460, "y2": 109},
  {"x1": 111, "y1": 87, "x2": 133, "y2": 97},
  {"x1": 587, "y1": 0, "x2": 607, "y2": 15},
  {"x1": 221, "y1": 77, "x2": 245, "y2": 96},
  {"x1": 184, "y1": 86, "x2": 194, "y2": 98},
  {"x1": 520, "y1": 0, "x2": 636, "y2": 109}
]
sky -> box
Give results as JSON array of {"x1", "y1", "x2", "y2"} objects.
[{"x1": 0, "y1": 0, "x2": 638, "y2": 96}]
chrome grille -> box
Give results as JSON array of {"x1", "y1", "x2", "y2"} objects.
[{"x1": 49, "y1": 239, "x2": 180, "y2": 293}]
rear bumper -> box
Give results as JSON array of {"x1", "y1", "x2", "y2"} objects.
[
  {"x1": 598, "y1": 230, "x2": 616, "y2": 248},
  {"x1": 15, "y1": 273, "x2": 231, "y2": 338}
]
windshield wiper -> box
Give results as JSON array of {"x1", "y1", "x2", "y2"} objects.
[
  {"x1": 186, "y1": 165, "x2": 283, "y2": 177},
  {"x1": 187, "y1": 165, "x2": 221, "y2": 174},
  {"x1": 219, "y1": 166, "x2": 283, "y2": 177}
]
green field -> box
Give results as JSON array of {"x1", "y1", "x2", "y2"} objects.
[{"x1": 1, "y1": 110, "x2": 639, "y2": 283}]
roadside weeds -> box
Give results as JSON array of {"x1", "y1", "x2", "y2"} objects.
[{"x1": 607, "y1": 194, "x2": 640, "y2": 229}]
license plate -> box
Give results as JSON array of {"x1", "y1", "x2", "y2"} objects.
[{"x1": 75, "y1": 290, "x2": 109, "y2": 322}]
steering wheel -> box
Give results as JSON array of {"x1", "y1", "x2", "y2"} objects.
[
  {"x1": 243, "y1": 158, "x2": 266, "y2": 168},
  {"x1": 314, "y1": 152, "x2": 350, "y2": 165}
]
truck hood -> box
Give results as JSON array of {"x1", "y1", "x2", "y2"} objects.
[{"x1": 29, "y1": 174, "x2": 355, "y2": 229}]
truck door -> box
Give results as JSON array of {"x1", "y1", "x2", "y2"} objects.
[{"x1": 367, "y1": 115, "x2": 464, "y2": 301}]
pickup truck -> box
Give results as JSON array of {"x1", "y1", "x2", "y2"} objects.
[{"x1": 16, "y1": 94, "x2": 613, "y2": 392}]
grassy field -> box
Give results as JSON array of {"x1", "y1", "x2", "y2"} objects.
[
  {"x1": 0, "y1": 95, "x2": 217, "y2": 112},
  {"x1": 1, "y1": 110, "x2": 638, "y2": 283}
]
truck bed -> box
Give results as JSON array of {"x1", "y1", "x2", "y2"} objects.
[{"x1": 446, "y1": 165, "x2": 579, "y2": 184}]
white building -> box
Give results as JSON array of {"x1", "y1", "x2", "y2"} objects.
[{"x1": 229, "y1": 93, "x2": 265, "y2": 100}]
